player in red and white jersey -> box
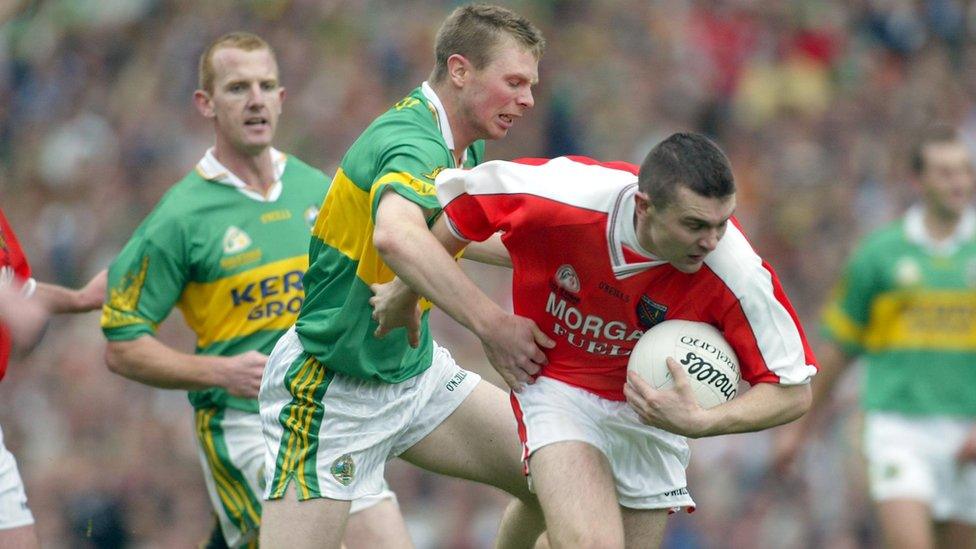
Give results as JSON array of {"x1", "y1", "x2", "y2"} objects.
[
  {"x1": 427, "y1": 133, "x2": 817, "y2": 547},
  {"x1": 0, "y1": 207, "x2": 105, "y2": 548}
]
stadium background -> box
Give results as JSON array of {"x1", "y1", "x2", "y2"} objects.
[{"x1": 0, "y1": 0, "x2": 972, "y2": 546}]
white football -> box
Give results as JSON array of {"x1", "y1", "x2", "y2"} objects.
[{"x1": 628, "y1": 320, "x2": 741, "y2": 409}]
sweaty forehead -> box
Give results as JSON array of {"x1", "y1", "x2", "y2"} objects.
[{"x1": 211, "y1": 47, "x2": 278, "y2": 82}]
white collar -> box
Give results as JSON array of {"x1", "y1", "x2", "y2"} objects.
[
  {"x1": 607, "y1": 184, "x2": 667, "y2": 278},
  {"x1": 421, "y1": 81, "x2": 467, "y2": 166},
  {"x1": 904, "y1": 204, "x2": 976, "y2": 256},
  {"x1": 195, "y1": 147, "x2": 286, "y2": 202}
]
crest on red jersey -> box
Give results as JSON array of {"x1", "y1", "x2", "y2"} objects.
[
  {"x1": 554, "y1": 264, "x2": 580, "y2": 293},
  {"x1": 636, "y1": 295, "x2": 668, "y2": 329}
]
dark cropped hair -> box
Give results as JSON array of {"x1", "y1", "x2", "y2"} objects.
[
  {"x1": 429, "y1": 4, "x2": 545, "y2": 83},
  {"x1": 638, "y1": 132, "x2": 735, "y2": 210},
  {"x1": 911, "y1": 123, "x2": 962, "y2": 175}
]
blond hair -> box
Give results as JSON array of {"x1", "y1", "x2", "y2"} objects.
[
  {"x1": 429, "y1": 4, "x2": 545, "y2": 83},
  {"x1": 198, "y1": 32, "x2": 277, "y2": 92}
]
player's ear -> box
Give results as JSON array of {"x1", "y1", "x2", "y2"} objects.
[
  {"x1": 193, "y1": 89, "x2": 215, "y2": 119},
  {"x1": 634, "y1": 191, "x2": 652, "y2": 219},
  {"x1": 446, "y1": 54, "x2": 470, "y2": 87}
]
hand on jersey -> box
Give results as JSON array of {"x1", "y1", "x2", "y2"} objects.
[
  {"x1": 480, "y1": 313, "x2": 554, "y2": 393},
  {"x1": 221, "y1": 351, "x2": 267, "y2": 399},
  {"x1": 369, "y1": 278, "x2": 421, "y2": 348},
  {"x1": 624, "y1": 358, "x2": 709, "y2": 438}
]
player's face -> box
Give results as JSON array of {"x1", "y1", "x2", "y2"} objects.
[
  {"x1": 635, "y1": 186, "x2": 736, "y2": 274},
  {"x1": 458, "y1": 34, "x2": 538, "y2": 142},
  {"x1": 919, "y1": 141, "x2": 975, "y2": 219},
  {"x1": 198, "y1": 47, "x2": 284, "y2": 157}
]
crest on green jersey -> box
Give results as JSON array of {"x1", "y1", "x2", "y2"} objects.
[{"x1": 222, "y1": 226, "x2": 252, "y2": 255}]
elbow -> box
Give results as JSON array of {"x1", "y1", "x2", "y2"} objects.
[
  {"x1": 789, "y1": 384, "x2": 813, "y2": 422},
  {"x1": 104, "y1": 343, "x2": 127, "y2": 376},
  {"x1": 373, "y1": 223, "x2": 406, "y2": 263}
]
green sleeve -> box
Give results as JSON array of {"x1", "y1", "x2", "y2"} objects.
[
  {"x1": 821, "y1": 241, "x2": 881, "y2": 354},
  {"x1": 369, "y1": 137, "x2": 446, "y2": 222},
  {"x1": 101, "y1": 214, "x2": 189, "y2": 341}
]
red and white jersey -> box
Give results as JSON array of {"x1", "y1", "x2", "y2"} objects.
[
  {"x1": 437, "y1": 156, "x2": 817, "y2": 401},
  {"x1": 0, "y1": 207, "x2": 33, "y2": 381}
]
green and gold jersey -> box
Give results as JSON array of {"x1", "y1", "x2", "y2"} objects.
[
  {"x1": 102, "y1": 149, "x2": 327, "y2": 412},
  {"x1": 297, "y1": 84, "x2": 484, "y2": 383},
  {"x1": 822, "y1": 206, "x2": 976, "y2": 416}
]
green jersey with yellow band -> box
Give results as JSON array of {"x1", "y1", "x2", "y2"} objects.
[
  {"x1": 297, "y1": 84, "x2": 484, "y2": 383},
  {"x1": 822, "y1": 206, "x2": 976, "y2": 416},
  {"x1": 102, "y1": 149, "x2": 327, "y2": 413}
]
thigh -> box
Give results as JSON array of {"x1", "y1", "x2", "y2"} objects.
[
  {"x1": 194, "y1": 407, "x2": 264, "y2": 547},
  {"x1": 530, "y1": 440, "x2": 623, "y2": 548},
  {"x1": 0, "y1": 524, "x2": 39, "y2": 549},
  {"x1": 345, "y1": 498, "x2": 413, "y2": 549},
  {"x1": 877, "y1": 499, "x2": 934, "y2": 549},
  {"x1": 399, "y1": 379, "x2": 529, "y2": 499},
  {"x1": 621, "y1": 507, "x2": 668, "y2": 549},
  {"x1": 864, "y1": 414, "x2": 936, "y2": 504},
  {"x1": 0, "y1": 426, "x2": 34, "y2": 532},
  {"x1": 260, "y1": 483, "x2": 350, "y2": 549}
]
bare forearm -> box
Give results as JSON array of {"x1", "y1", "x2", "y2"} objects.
[
  {"x1": 697, "y1": 383, "x2": 812, "y2": 437},
  {"x1": 34, "y1": 282, "x2": 84, "y2": 314},
  {"x1": 105, "y1": 336, "x2": 224, "y2": 391},
  {"x1": 374, "y1": 197, "x2": 504, "y2": 336}
]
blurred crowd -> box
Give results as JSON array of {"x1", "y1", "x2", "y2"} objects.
[{"x1": 2, "y1": 0, "x2": 976, "y2": 546}]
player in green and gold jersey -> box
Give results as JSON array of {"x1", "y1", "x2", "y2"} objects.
[
  {"x1": 101, "y1": 32, "x2": 409, "y2": 548},
  {"x1": 259, "y1": 6, "x2": 551, "y2": 548},
  {"x1": 776, "y1": 124, "x2": 976, "y2": 549}
]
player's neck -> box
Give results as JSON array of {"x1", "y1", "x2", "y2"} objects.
[
  {"x1": 922, "y1": 205, "x2": 963, "y2": 241},
  {"x1": 213, "y1": 143, "x2": 277, "y2": 194},
  {"x1": 430, "y1": 80, "x2": 470, "y2": 167}
]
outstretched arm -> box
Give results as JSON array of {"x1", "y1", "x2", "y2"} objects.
[
  {"x1": 373, "y1": 191, "x2": 553, "y2": 391},
  {"x1": 34, "y1": 270, "x2": 107, "y2": 314}
]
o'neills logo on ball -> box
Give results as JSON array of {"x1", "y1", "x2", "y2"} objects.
[
  {"x1": 554, "y1": 264, "x2": 580, "y2": 293},
  {"x1": 679, "y1": 352, "x2": 737, "y2": 400}
]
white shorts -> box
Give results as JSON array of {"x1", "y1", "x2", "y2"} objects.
[
  {"x1": 0, "y1": 424, "x2": 33, "y2": 530},
  {"x1": 261, "y1": 328, "x2": 480, "y2": 502},
  {"x1": 864, "y1": 412, "x2": 976, "y2": 523},
  {"x1": 195, "y1": 407, "x2": 398, "y2": 547},
  {"x1": 512, "y1": 376, "x2": 695, "y2": 511}
]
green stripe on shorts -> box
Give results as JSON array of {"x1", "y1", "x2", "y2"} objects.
[
  {"x1": 195, "y1": 408, "x2": 262, "y2": 535},
  {"x1": 269, "y1": 353, "x2": 334, "y2": 499}
]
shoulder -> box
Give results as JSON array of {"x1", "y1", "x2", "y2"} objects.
[
  {"x1": 133, "y1": 171, "x2": 212, "y2": 238},
  {"x1": 353, "y1": 90, "x2": 449, "y2": 158},
  {"x1": 856, "y1": 220, "x2": 904, "y2": 256}
]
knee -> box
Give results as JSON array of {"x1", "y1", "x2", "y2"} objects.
[{"x1": 548, "y1": 528, "x2": 624, "y2": 549}]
